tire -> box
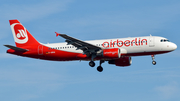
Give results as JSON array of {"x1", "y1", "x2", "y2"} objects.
[
  {"x1": 97, "y1": 66, "x2": 103, "y2": 72},
  {"x1": 152, "y1": 61, "x2": 156, "y2": 65},
  {"x1": 89, "y1": 61, "x2": 95, "y2": 67}
]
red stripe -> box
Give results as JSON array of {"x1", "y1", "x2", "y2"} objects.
[{"x1": 7, "y1": 44, "x2": 172, "y2": 61}]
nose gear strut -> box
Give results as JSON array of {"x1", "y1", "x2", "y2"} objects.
[{"x1": 151, "y1": 55, "x2": 156, "y2": 65}]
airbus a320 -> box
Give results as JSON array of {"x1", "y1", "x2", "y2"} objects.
[{"x1": 4, "y1": 20, "x2": 177, "y2": 72}]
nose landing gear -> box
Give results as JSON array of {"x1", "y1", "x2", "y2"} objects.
[{"x1": 151, "y1": 55, "x2": 156, "y2": 65}]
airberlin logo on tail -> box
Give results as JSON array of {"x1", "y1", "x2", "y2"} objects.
[{"x1": 11, "y1": 23, "x2": 28, "y2": 44}]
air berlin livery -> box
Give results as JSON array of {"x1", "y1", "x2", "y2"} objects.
[{"x1": 4, "y1": 20, "x2": 177, "y2": 72}]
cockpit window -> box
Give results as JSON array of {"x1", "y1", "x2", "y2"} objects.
[{"x1": 160, "y1": 39, "x2": 170, "y2": 42}]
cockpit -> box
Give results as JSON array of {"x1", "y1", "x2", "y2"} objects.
[{"x1": 160, "y1": 39, "x2": 170, "y2": 42}]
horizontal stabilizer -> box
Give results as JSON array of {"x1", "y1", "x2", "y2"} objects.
[{"x1": 4, "y1": 45, "x2": 28, "y2": 52}]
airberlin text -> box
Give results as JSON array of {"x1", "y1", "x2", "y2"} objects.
[{"x1": 102, "y1": 38, "x2": 147, "y2": 48}]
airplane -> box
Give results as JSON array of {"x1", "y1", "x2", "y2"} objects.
[{"x1": 4, "y1": 19, "x2": 177, "y2": 72}]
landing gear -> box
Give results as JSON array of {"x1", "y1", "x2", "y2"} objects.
[
  {"x1": 97, "y1": 66, "x2": 103, "y2": 72},
  {"x1": 89, "y1": 61, "x2": 95, "y2": 67},
  {"x1": 151, "y1": 55, "x2": 156, "y2": 65},
  {"x1": 97, "y1": 60, "x2": 105, "y2": 72},
  {"x1": 88, "y1": 53, "x2": 105, "y2": 72},
  {"x1": 89, "y1": 60, "x2": 105, "y2": 72},
  {"x1": 152, "y1": 61, "x2": 156, "y2": 65},
  {"x1": 89, "y1": 54, "x2": 96, "y2": 67}
]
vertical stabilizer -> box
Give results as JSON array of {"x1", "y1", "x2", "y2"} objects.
[{"x1": 9, "y1": 20, "x2": 40, "y2": 48}]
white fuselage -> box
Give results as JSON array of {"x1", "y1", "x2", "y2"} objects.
[{"x1": 44, "y1": 36, "x2": 177, "y2": 56}]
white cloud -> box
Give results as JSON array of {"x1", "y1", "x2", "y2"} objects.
[
  {"x1": 60, "y1": 2, "x2": 180, "y2": 39},
  {"x1": 0, "y1": 0, "x2": 76, "y2": 50},
  {"x1": 154, "y1": 82, "x2": 179, "y2": 100},
  {"x1": 0, "y1": 0, "x2": 73, "y2": 40},
  {"x1": 165, "y1": 49, "x2": 180, "y2": 57},
  {"x1": 0, "y1": 0, "x2": 73, "y2": 22},
  {"x1": 0, "y1": 53, "x2": 17, "y2": 59},
  {"x1": 0, "y1": 67, "x2": 66, "y2": 101}
]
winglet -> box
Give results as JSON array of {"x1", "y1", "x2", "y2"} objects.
[{"x1": 55, "y1": 32, "x2": 60, "y2": 37}]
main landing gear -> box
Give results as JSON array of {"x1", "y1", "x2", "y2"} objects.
[
  {"x1": 89, "y1": 54, "x2": 96, "y2": 67},
  {"x1": 89, "y1": 54, "x2": 105, "y2": 72},
  {"x1": 151, "y1": 55, "x2": 156, "y2": 65},
  {"x1": 97, "y1": 60, "x2": 105, "y2": 72},
  {"x1": 89, "y1": 60, "x2": 105, "y2": 72},
  {"x1": 89, "y1": 61, "x2": 95, "y2": 67}
]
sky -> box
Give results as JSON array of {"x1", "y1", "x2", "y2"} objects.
[{"x1": 0, "y1": 0, "x2": 180, "y2": 101}]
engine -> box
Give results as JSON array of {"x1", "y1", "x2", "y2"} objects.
[
  {"x1": 108, "y1": 57, "x2": 132, "y2": 66},
  {"x1": 98, "y1": 48, "x2": 121, "y2": 58}
]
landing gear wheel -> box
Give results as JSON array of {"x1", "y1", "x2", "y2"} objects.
[
  {"x1": 151, "y1": 55, "x2": 157, "y2": 65},
  {"x1": 97, "y1": 66, "x2": 103, "y2": 72},
  {"x1": 152, "y1": 61, "x2": 156, "y2": 65},
  {"x1": 89, "y1": 61, "x2": 95, "y2": 67}
]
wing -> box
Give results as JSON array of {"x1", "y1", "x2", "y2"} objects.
[{"x1": 55, "y1": 32, "x2": 102, "y2": 55}]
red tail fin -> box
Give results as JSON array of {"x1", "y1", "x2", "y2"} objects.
[{"x1": 9, "y1": 20, "x2": 40, "y2": 48}]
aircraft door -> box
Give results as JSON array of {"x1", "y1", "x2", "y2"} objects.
[
  {"x1": 38, "y1": 45, "x2": 43, "y2": 55},
  {"x1": 149, "y1": 37, "x2": 155, "y2": 47}
]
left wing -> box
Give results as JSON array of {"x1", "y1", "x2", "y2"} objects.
[{"x1": 55, "y1": 32, "x2": 102, "y2": 55}]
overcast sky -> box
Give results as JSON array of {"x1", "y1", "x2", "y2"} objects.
[{"x1": 0, "y1": 0, "x2": 180, "y2": 101}]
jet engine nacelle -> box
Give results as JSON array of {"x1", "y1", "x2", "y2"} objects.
[
  {"x1": 102, "y1": 48, "x2": 121, "y2": 58},
  {"x1": 108, "y1": 57, "x2": 132, "y2": 66}
]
